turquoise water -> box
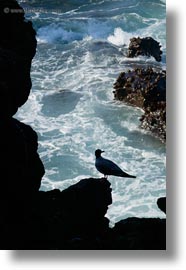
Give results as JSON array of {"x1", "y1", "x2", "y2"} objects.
[{"x1": 17, "y1": 0, "x2": 166, "y2": 223}]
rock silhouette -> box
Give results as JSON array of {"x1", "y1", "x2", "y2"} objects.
[{"x1": 0, "y1": 0, "x2": 44, "y2": 248}]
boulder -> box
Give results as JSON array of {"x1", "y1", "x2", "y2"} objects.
[{"x1": 127, "y1": 36, "x2": 162, "y2": 62}]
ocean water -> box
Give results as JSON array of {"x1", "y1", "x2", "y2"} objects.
[{"x1": 17, "y1": 0, "x2": 166, "y2": 224}]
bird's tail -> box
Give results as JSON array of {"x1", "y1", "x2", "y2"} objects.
[
  {"x1": 127, "y1": 175, "x2": 136, "y2": 178},
  {"x1": 121, "y1": 172, "x2": 136, "y2": 178}
]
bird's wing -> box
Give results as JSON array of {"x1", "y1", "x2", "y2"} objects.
[{"x1": 99, "y1": 157, "x2": 124, "y2": 175}]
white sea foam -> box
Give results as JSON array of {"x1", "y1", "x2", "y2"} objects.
[
  {"x1": 37, "y1": 19, "x2": 111, "y2": 44},
  {"x1": 37, "y1": 24, "x2": 84, "y2": 44},
  {"x1": 107, "y1": 27, "x2": 133, "y2": 46},
  {"x1": 107, "y1": 19, "x2": 166, "y2": 50}
]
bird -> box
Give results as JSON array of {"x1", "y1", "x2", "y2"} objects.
[{"x1": 95, "y1": 149, "x2": 136, "y2": 179}]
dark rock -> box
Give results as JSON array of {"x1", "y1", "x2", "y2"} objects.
[
  {"x1": 157, "y1": 197, "x2": 166, "y2": 214},
  {"x1": 5, "y1": 178, "x2": 112, "y2": 249},
  {"x1": 113, "y1": 67, "x2": 166, "y2": 142},
  {"x1": 60, "y1": 178, "x2": 112, "y2": 235},
  {"x1": 112, "y1": 217, "x2": 166, "y2": 250},
  {"x1": 0, "y1": 176, "x2": 166, "y2": 249},
  {"x1": 30, "y1": 178, "x2": 112, "y2": 249},
  {"x1": 0, "y1": 0, "x2": 37, "y2": 117},
  {"x1": 20, "y1": 179, "x2": 166, "y2": 250},
  {"x1": 0, "y1": 0, "x2": 44, "y2": 249},
  {"x1": 127, "y1": 37, "x2": 162, "y2": 62}
]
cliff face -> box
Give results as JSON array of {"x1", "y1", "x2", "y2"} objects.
[
  {"x1": 0, "y1": 0, "x2": 37, "y2": 116},
  {"x1": 0, "y1": 0, "x2": 45, "y2": 244}
]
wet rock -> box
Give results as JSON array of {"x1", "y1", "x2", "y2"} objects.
[
  {"x1": 113, "y1": 67, "x2": 166, "y2": 142},
  {"x1": 127, "y1": 37, "x2": 162, "y2": 62}
]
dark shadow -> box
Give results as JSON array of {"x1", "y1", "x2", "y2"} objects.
[{"x1": 10, "y1": 10, "x2": 176, "y2": 264}]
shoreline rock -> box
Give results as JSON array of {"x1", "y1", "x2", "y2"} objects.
[
  {"x1": 127, "y1": 36, "x2": 163, "y2": 62},
  {"x1": 113, "y1": 67, "x2": 166, "y2": 142},
  {"x1": 7, "y1": 178, "x2": 166, "y2": 250},
  {"x1": 112, "y1": 217, "x2": 166, "y2": 250}
]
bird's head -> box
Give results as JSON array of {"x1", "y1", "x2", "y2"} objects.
[{"x1": 95, "y1": 149, "x2": 105, "y2": 158}]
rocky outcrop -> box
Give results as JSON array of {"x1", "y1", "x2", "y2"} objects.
[
  {"x1": 127, "y1": 37, "x2": 162, "y2": 62},
  {"x1": 112, "y1": 217, "x2": 166, "y2": 250},
  {"x1": 113, "y1": 67, "x2": 166, "y2": 142},
  {"x1": 33, "y1": 180, "x2": 165, "y2": 250},
  {"x1": 114, "y1": 36, "x2": 166, "y2": 141},
  {"x1": 1, "y1": 177, "x2": 165, "y2": 250},
  {"x1": 0, "y1": 173, "x2": 166, "y2": 249},
  {"x1": 30, "y1": 178, "x2": 113, "y2": 250}
]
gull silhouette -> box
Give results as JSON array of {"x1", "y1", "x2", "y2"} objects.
[{"x1": 95, "y1": 149, "x2": 136, "y2": 179}]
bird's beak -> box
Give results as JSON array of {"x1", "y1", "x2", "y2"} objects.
[{"x1": 101, "y1": 150, "x2": 105, "y2": 153}]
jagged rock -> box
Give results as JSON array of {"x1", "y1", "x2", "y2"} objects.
[
  {"x1": 16, "y1": 179, "x2": 166, "y2": 250},
  {"x1": 25, "y1": 182, "x2": 166, "y2": 250},
  {"x1": 127, "y1": 37, "x2": 162, "y2": 62},
  {"x1": 61, "y1": 178, "x2": 112, "y2": 235},
  {"x1": 30, "y1": 178, "x2": 112, "y2": 249},
  {"x1": 113, "y1": 67, "x2": 166, "y2": 142},
  {"x1": 0, "y1": 178, "x2": 112, "y2": 249},
  {"x1": 112, "y1": 217, "x2": 166, "y2": 250}
]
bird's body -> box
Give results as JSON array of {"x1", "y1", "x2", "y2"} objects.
[{"x1": 95, "y1": 149, "x2": 136, "y2": 179}]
